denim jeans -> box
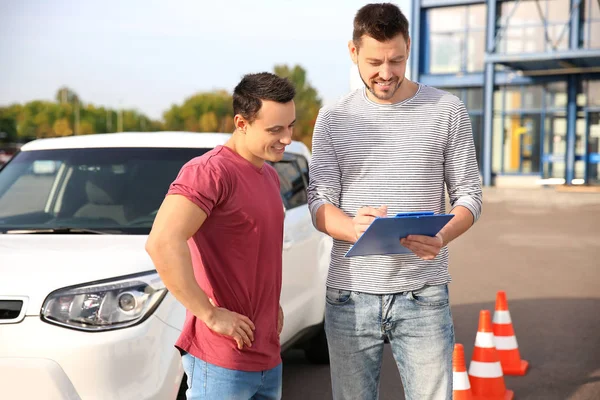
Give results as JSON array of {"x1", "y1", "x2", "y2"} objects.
[
  {"x1": 325, "y1": 284, "x2": 454, "y2": 400},
  {"x1": 181, "y1": 352, "x2": 282, "y2": 400}
]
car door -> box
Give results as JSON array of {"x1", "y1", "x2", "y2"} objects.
[{"x1": 272, "y1": 154, "x2": 322, "y2": 344}]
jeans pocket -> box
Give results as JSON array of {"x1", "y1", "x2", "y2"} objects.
[
  {"x1": 409, "y1": 284, "x2": 449, "y2": 307},
  {"x1": 180, "y1": 352, "x2": 196, "y2": 389},
  {"x1": 325, "y1": 287, "x2": 353, "y2": 306}
]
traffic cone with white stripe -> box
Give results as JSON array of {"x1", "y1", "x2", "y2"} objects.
[
  {"x1": 493, "y1": 291, "x2": 529, "y2": 375},
  {"x1": 468, "y1": 310, "x2": 514, "y2": 400},
  {"x1": 453, "y1": 343, "x2": 473, "y2": 400}
]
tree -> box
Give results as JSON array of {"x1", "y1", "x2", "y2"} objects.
[
  {"x1": 0, "y1": 88, "x2": 160, "y2": 140},
  {"x1": 273, "y1": 64, "x2": 322, "y2": 149},
  {"x1": 163, "y1": 90, "x2": 233, "y2": 133},
  {"x1": 0, "y1": 117, "x2": 18, "y2": 143},
  {"x1": 78, "y1": 121, "x2": 95, "y2": 135},
  {"x1": 53, "y1": 118, "x2": 73, "y2": 136},
  {"x1": 56, "y1": 87, "x2": 81, "y2": 105},
  {"x1": 199, "y1": 112, "x2": 219, "y2": 132}
]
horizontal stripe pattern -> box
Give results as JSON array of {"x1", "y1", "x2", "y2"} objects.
[
  {"x1": 453, "y1": 371, "x2": 471, "y2": 390},
  {"x1": 493, "y1": 310, "x2": 512, "y2": 324},
  {"x1": 469, "y1": 361, "x2": 504, "y2": 378},
  {"x1": 494, "y1": 335, "x2": 519, "y2": 350},
  {"x1": 307, "y1": 85, "x2": 482, "y2": 293},
  {"x1": 475, "y1": 332, "x2": 496, "y2": 349}
]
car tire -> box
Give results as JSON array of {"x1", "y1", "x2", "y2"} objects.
[{"x1": 304, "y1": 326, "x2": 330, "y2": 364}]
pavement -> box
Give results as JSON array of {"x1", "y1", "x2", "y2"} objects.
[{"x1": 281, "y1": 188, "x2": 600, "y2": 400}]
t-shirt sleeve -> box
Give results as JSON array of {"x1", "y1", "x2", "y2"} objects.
[{"x1": 167, "y1": 162, "x2": 228, "y2": 217}]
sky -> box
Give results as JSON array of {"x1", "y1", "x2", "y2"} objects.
[{"x1": 0, "y1": 0, "x2": 412, "y2": 120}]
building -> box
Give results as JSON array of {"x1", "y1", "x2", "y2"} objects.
[{"x1": 411, "y1": 0, "x2": 600, "y2": 186}]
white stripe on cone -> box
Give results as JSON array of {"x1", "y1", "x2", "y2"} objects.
[
  {"x1": 493, "y1": 310, "x2": 512, "y2": 324},
  {"x1": 469, "y1": 361, "x2": 504, "y2": 378},
  {"x1": 494, "y1": 335, "x2": 519, "y2": 350},
  {"x1": 474, "y1": 332, "x2": 495, "y2": 348},
  {"x1": 453, "y1": 371, "x2": 471, "y2": 390}
]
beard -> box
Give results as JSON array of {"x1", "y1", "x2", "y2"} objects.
[{"x1": 358, "y1": 66, "x2": 404, "y2": 101}]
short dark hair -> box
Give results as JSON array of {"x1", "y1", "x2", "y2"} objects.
[
  {"x1": 353, "y1": 3, "x2": 410, "y2": 48},
  {"x1": 233, "y1": 72, "x2": 295, "y2": 123}
]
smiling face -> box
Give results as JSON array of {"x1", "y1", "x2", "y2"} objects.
[
  {"x1": 349, "y1": 33, "x2": 411, "y2": 104},
  {"x1": 234, "y1": 99, "x2": 296, "y2": 165}
]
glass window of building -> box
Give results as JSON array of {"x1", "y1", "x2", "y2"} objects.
[
  {"x1": 545, "y1": 82, "x2": 568, "y2": 109},
  {"x1": 498, "y1": 0, "x2": 571, "y2": 53},
  {"x1": 493, "y1": 84, "x2": 568, "y2": 175},
  {"x1": 583, "y1": 0, "x2": 600, "y2": 48},
  {"x1": 582, "y1": 80, "x2": 600, "y2": 184},
  {"x1": 427, "y1": 4, "x2": 486, "y2": 74},
  {"x1": 583, "y1": 80, "x2": 600, "y2": 107}
]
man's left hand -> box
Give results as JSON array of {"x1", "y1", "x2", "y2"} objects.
[
  {"x1": 277, "y1": 305, "x2": 284, "y2": 336},
  {"x1": 400, "y1": 233, "x2": 444, "y2": 260}
]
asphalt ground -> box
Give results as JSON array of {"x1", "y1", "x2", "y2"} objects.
[{"x1": 282, "y1": 188, "x2": 600, "y2": 400}]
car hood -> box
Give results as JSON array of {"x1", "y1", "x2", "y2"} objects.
[{"x1": 0, "y1": 235, "x2": 155, "y2": 315}]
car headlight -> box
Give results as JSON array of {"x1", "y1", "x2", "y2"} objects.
[{"x1": 41, "y1": 271, "x2": 167, "y2": 332}]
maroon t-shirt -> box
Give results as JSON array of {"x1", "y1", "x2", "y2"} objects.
[{"x1": 167, "y1": 145, "x2": 284, "y2": 371}]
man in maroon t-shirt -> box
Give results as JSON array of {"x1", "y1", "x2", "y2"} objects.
[{"x1": 146, "y1": 72, "x2": 296, "y2": 399}]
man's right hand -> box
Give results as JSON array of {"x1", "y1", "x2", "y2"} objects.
[
  {"x1": 352, "y1": 205, "x2": 388, "y2": 242},
  {"x1": 204, "y1": 303, "x2": 256, "y2": 350}
]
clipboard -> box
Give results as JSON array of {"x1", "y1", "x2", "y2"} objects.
[{"x1": 344, "y1": 211, "x2": 454, "y2": 257}]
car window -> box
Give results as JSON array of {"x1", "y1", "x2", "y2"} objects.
[
  {"x1": 0, "y1": 159, "x2": 62, "y2": 218},
  {"x1": 294, "y1": 155, "x2": 309, "y2": 185},
  {"x1": 0, "y1": 148, "x2": 208, "y2": 233},
  {"x1": 273, "y1": 159, "x2": 307, "y2": 209}
]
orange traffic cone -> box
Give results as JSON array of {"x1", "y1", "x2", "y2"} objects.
[
  {"x1": 468, "y1": 310, "x2": 514, "y2": 400},
  {"x1": 453, "y1": 343, "x2": 473, "y2": 400},
  {"x1": 493, "y1": 291, "x2": 529, "y2": 376}
]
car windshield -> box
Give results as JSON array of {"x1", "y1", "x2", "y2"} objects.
[{"x1": 0, "y1": 147, "x2": 209, "y2": 234}]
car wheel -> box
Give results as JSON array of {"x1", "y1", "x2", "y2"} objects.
[{"x1": 304, "y1": 326, "x2": 330, "y2": 364}]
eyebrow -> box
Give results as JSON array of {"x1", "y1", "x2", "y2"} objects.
[
  {"x1": 266, "y1": 119, "x2": 296, "y2": 131},
  {"x1": 366, "y1": 56, "x2": 405, "y2": 62}
]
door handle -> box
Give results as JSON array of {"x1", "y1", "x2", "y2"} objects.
[{"x1": 283, "y1": 238, "x2": 293, "y2": 250}]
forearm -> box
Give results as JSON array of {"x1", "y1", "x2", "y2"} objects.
[
  {"x1": 315, "y1": 203, "x2": 356, "y2": 243},
  {"x1": 438, "y1": 205, "x2": 475, "y2": 246},
  {"x1": 146, "y1": 239, "x2": 213, "y2": 322}
]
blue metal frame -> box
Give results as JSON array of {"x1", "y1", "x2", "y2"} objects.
[
  {"x1": 565, "y1": 75, "x2": 578, "y2": 183},
  {"x1": 482, "y1": 0, "x2": 497, "y2": 185},
  {"x1": 411, "y1": 0, "x2": 422, "y2": 81}
]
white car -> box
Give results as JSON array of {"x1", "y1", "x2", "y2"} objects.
[{"x1": 0, "y1": 132, "x2": 331, "y2": 400}]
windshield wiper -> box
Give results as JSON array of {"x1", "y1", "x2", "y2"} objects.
[{"x1": 5, "y1": 227, "x2": 123, "y2": 235}]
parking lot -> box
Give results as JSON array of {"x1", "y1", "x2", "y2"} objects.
[{"x1": 281, "y1": 188, "x2": 600, "y2": 400}]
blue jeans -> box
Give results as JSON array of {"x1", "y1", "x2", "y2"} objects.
[
  {"x1": 181, "y1": 352, "x2": 282, "y2": 400},
  {"x1": 325, "y1": 284, "x2": 454, "y2": 400}
]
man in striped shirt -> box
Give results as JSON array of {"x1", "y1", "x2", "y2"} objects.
[{"x1": 307, "y1": 3, "x2": 482, "y2": 400}]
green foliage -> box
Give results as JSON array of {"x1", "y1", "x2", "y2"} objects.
[
  {"x1": 0, "y1": 65, "x2": 322, "y2": 147},
  {"x1": 0, "y1": 117, "x2": 18, "y2": 143},
  {"x1": 0, "y1": 87, "x2": 161, "y2": 141},
  {"x1": 163, "y1": 90, "x2": 233, "y2": 133},
  {"x1": 273, "y1": 64, "x2": 322, "y2": 149}
]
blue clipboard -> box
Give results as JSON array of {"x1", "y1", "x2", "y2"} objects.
[{"x1": 344, "y1": 211, "x2": 454, "y2": 257}]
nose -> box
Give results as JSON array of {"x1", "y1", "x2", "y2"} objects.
[
  {"x1": 281, "y1": 129, "x2": 293, "y2": 145},
  {"x1": 379, "y1": 63, "x2": 392, "y2": 81}
]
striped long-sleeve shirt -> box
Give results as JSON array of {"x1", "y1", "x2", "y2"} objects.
[{"x1": 307, "y1": 84, "x2": 483, "y2": 294}]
